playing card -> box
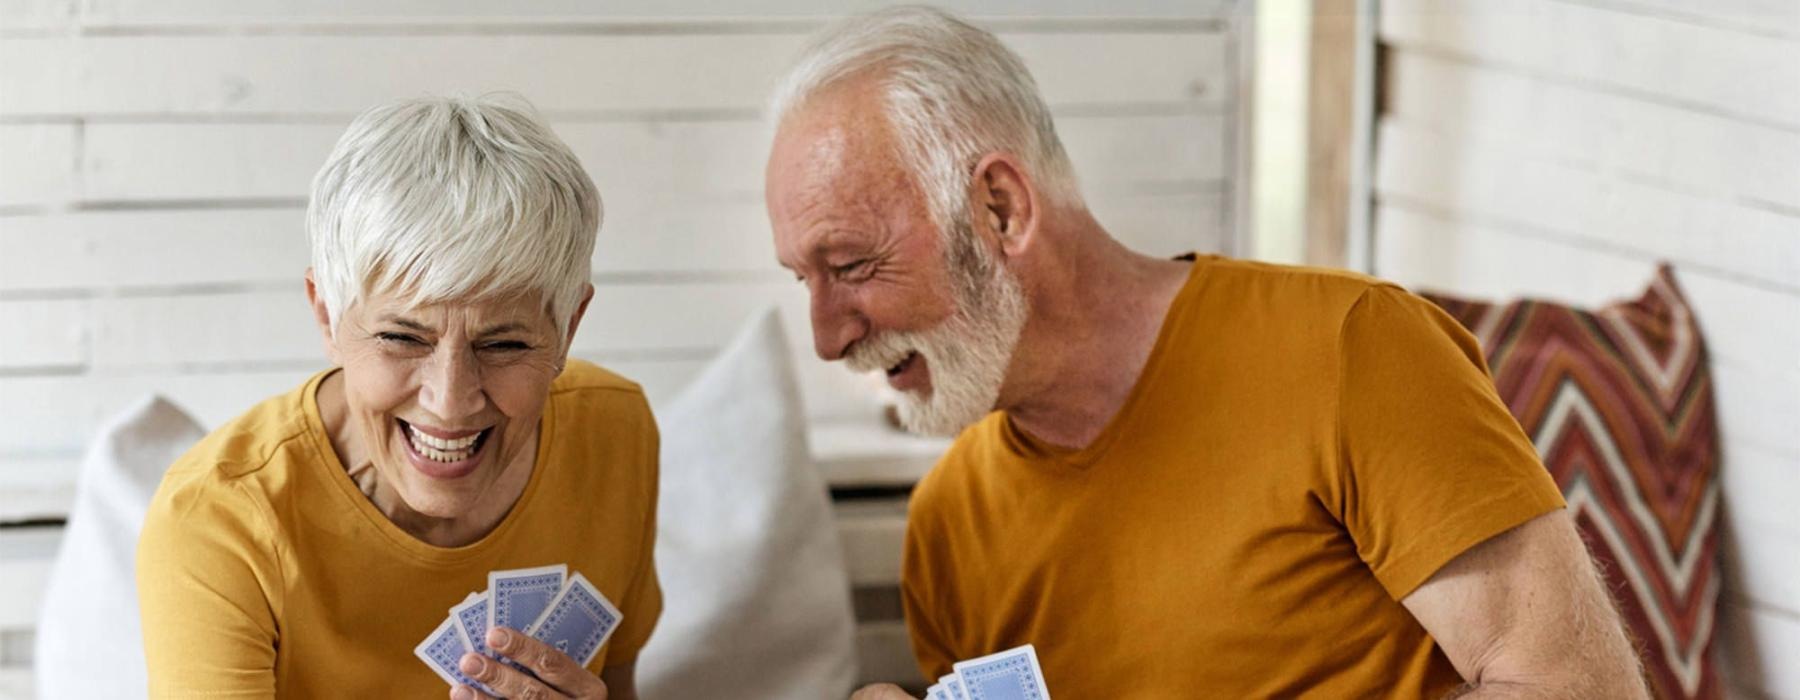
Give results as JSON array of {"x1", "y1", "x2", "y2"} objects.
[
  {"x1": 488, "y1": 564, "x2": 567, "y2": 633},
  {"x1": 940, "y1": 673, "x2": 969, "y2": 700},
  {"x1": 450, "y1": 591, "x2": 496, "y2": 659},
  {"x1": 523, "y1": 571, "x2": 623, "y2": 668},
  {"x1": 953, "y1": 644, "x2": 1051, "y2": 700},
  {"x1": 413, "y1": 615, "x2": 496, "y2": 695},
  {"x1": 926, "y1": 683, "x2": 949, "y2": 700}
]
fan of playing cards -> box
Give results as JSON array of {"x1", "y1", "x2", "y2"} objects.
[
  {"x1": 927, "y1": 644, "x2": 1052, "y2": 700},
  {"x1": 415, "y1": 564, "x2": 624, "y2": 694}
]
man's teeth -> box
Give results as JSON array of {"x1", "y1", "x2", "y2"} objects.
[{"x1": 406, "y1": 425, "x2": 482, "y2": 462}]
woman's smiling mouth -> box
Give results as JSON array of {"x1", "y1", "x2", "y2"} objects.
[{"x1": 398, "y1": 418, "x2": 493, "y2": 479}]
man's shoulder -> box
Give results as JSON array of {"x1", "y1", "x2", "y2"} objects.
[{"x1": 1192, "y1": 255, "x2": 1393, "y2": 312}]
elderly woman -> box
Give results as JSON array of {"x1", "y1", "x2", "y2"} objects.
[{"x1": 136, "y1": 95, "x2": 659, "y2": 699}]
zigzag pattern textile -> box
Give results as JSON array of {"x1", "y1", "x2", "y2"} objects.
[{"x1": 1424, "y1": 264, "x2": 1720, "y2": 700}]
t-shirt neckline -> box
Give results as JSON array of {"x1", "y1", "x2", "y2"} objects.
[{"x1": 999, "y1": 254, "x2": 1212, "y2": 470}]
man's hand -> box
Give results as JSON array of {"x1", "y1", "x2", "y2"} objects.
[
  {"x1": 850, "y1": 683, "x2": 919, "y2": 700},
  {"x1": 454, "y1": 627, "x2": 608, "y2": 700}
]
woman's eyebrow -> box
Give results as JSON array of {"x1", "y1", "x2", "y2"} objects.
[
  {"x1": 475, "y1": 322, "x2": 528, "y2": 338},
  {"x1": 378, "y1": 315, "x2": 434, "y2": 333}
]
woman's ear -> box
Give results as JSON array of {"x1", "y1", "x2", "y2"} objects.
[
  {"x1": 967, "y1": 152, "x2": 1039, "y2": 259},
  {"x1": 303, "y1": 268, "x2": 342, "y2": 365},
  {"x1": 559, "y1": 284, "x2": 597, "y2": 366}
]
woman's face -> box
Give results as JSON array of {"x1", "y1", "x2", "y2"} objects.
[{"x1": 318, "y1": 286, "x2": 581, "y2": 520}]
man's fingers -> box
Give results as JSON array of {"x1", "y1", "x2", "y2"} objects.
[
  {"x1": 459, "y1": 651, "x2": 564, "y2": 700},
  {"x1": 486, "y1": 627, "x2": 606, "y2": 698},
  {"x1": 850, "y1": 683, "x2": 919, "y2": 700},
  {"x1": 451, "y1": 683, "x2": 496, "y2": 700}
]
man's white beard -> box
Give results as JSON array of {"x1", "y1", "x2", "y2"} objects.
[{"x1": 845, "y1": 239, "x2": 1029, "y2": 437}]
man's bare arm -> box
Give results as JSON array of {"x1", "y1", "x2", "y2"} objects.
[{"x1": 1401, "y1": 509, "x2": 1648, "y2": 698}]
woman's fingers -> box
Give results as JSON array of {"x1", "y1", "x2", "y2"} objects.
[
  {"x1": 458, "y1": 650, "x2": 567, "y2": 700},
  {"x1": 850, "y1": 683, "x2": 919, "y2": 700},
  {"x1": 485, "y1": 627, "x2": 608, "y2": 699}
]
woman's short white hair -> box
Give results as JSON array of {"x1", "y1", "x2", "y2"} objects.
[
  {"x1": 768, "y1": 5, "x2": 1082, "y2": 233},
  {"x1": 307, "y1": 94, "x2": 600, "y2": 339}
]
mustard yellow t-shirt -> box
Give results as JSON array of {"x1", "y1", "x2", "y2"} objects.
[
  {"x1": 137, "y1": 360, "x2": 662, "y2": 697},
  {"x1": 901, "y1": 256, "x2": 1565, "y2": 697}
]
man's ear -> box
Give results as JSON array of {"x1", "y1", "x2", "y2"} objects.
[
  {"x1": 304, "y1": 268, "x2": 341, "y2": 365},
  {"x1": 967, "y1": 152, "x2": 1040, "y2": 259}
]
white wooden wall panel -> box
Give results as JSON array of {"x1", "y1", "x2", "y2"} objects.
[
  {"x1": 0, "y1": 32, "x2": 1227, "y2": 118},
  {"x1": 75, "y1": 0, "x2": 1233, "y2": 25},
  {"x1": 1381, "y1": 0, "x2": 1800, "y2": 130},
  {"x1": 0, "y1": 126, "x2": 76, "y2": 209},
  {"x1": 71, "y1": 114, "x2": 1224, "y2": 203},
  {"x1": 0, "y1": 5, "x2": 1244, "y2": 692},
  {"x1": 0, "y1": 300, "x2": 87, "y2": 371}
]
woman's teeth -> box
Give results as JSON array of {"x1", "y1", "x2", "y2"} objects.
[{"x1": 406, "y1": 425, "x2": 483, "y2": 462}]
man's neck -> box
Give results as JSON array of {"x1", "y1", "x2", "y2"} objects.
[{"x1": 997, "y1": 225, "x2": 1194, "y2": 451}]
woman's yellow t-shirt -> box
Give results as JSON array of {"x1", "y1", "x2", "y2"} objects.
[{"x1": 137, "y1": 360, "x2": 662, "y2": 697}]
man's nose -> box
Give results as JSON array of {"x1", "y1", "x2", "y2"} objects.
[
  {"x1": 809, "y1": 283, "x2": 866, "y2": 362},
  {"x1": 418, "y1": 347, "x2": 486, "y2": 422}
]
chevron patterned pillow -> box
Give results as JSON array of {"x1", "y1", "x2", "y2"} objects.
[{"x1": 1422, "y1": 264, "x2": 1720, "y2": 700}]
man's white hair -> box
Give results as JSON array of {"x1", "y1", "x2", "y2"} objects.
[
  {"x1": 307, "y1": 94, "x2": 600, "y2": 340},
  {"x1": 768, "y1": 5, "x2": 1082, "y2": 234}
]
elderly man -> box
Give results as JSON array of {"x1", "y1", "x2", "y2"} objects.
[{"x1": 764, "y1": 7, "x2": 1647, "y2": 699}]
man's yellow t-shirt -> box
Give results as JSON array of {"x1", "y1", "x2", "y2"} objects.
[
  {"x1": 137, "y1": 360, "x2": 662, "y2": 697},
  {"x1": 901, "y1": 256, "x2": 1566, "y2": 697}
]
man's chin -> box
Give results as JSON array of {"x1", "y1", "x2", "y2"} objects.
[{"x1": 894, "y1": 395, "x2": 988, "y2": 437}]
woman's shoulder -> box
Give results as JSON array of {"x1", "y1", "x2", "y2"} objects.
[
  {"x1": 554, "y1": 359, "x2": 655, "y2": 397},
  {"x1": 155, "y1": 376, "x2": 319, "y2": 507}
]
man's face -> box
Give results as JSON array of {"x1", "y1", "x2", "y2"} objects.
[{"x1": 766, "y1": 87, "x2": 1029, "y2": 436}]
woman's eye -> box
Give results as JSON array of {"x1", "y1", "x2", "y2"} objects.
[{"x1": 376, "y1": 332, "x2": 425, "y2": 346}]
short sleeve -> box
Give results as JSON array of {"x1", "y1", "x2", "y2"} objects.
[
  {"x1": 1336, "y1": 285, "x2": 1565, "y2": 600},
  {"x1": 600, "y1": 406, "x2": 664, "y2": 666},
  {"x1": 137, "y1": 473, "x2": 283, "y2": 698}
]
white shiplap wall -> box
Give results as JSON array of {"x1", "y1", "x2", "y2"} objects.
[
  {"x1": 0, "y1": 0, "x2": 1245, "y2": 522},
  {"x1": 1372, "y1": 1, "x2": 1800, "y2": 697}
]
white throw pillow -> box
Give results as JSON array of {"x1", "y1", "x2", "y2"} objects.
[
  {"x1": 637, "y1": 307, "x2": 858, "y2": 699},
  {"x1": 35, "y1": 395, "x2": 205, "y2": 700}
]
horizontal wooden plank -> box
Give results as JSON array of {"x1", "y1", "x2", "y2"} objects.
[
  {"x1": 0, "y1": 187, "x2": 1223, "y2": 296},
  {"x1": 834, "y1": 497, "x2": 908, "y2": 587},
  {"x1": 1372, "y1": 203, "x2": 1800, "y2": 382},
  {"x1": 68, "y1": 114, "x2": 1224, "y2": 204},
  {"x1": 0, "y1": 31, "x2": 1227, "y2": 117},
  {"x1": 1718, "y1": 599, "x2": 1800, "y2": 697},
  {"x1": 1558, "y1": 0, "x2": 1800, "y2": 42},
  {"x1": 78, "y1": 0, "x2": 1233, "y2": 25},
  {"x1": 1373, "y1": 119, "x2": 1800, "y2": 292},
  {"x1": 1383, "y1": 50, "x2": 1800, "y2": 213},
  {"x1": 0, "y1": 369, "x2": 316, "y2": 455},
  {"x1": 1712, "y1": 362, "x2": 1800, "y2": 463},
  {"x1": 69, "y1": 281, "x2": 802, "y2": 369},
  {"x1": 1380, "y1": 0, "x2": 1800, "y2": 130},
  {"x1": 0, "y1": 299, "x2": 88, "y2": 370},
  {"x1": 0, "y1": 125, "x2": 76, "y2": 208},
  {"x1": 1723, "y1": 486, "x2": 1800, "y2": 616}
]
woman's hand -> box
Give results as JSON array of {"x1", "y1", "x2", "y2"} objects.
[{"x1": 454, "y1": 627, "x2": 607, "y2": 700}]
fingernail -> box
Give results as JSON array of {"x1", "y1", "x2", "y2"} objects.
[
  {"x1": 488, "y1": 628, "x2": 510, "y2": 648},
  {"x1": 459, "y1": 654, "x2": 486, "y2": 676},
  {"x1": 451, "y1": 687, "x2": 474, "y2": 700}
]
